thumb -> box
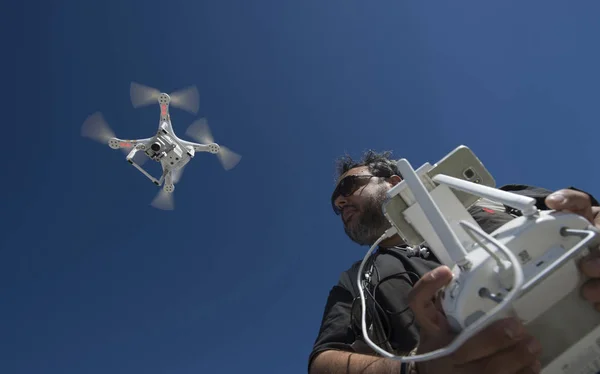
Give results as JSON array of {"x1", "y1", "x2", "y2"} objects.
[
  {"x1": 546, "y1": 189, "x2": 595, "y2": 223},
  {"x1": 408, "y1": 266, "x2": 454, "y2": 333}
]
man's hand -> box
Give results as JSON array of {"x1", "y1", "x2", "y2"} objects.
[
  {"x1": 545, "y1": 189, "x2": 600, "y2": 229},
  {"x1": 407, "y1": 189, "x2": 600, "y2": 374},
  {"x1": 408, "y1": 266, "x2": 542, "y2": 374},
  {"x1": 546, "y1": 189, "x2": 600, "y2": 310}
]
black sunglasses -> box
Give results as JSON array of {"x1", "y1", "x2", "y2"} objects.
[{"x1": 331, "y1": 175, "x2": 379, "y2": 215}]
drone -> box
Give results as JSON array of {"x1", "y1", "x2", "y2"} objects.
[{"x1": 81, "y1": 82, "x2": 242, "y2": 210}]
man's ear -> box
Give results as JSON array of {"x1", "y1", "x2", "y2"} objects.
[{"x1": 388, "y1": 175, "x2": 402, "y2": 186}]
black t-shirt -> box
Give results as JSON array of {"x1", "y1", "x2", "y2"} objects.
[{"x1": 308, "y1": 184, "x2": 599, "y2": 370}]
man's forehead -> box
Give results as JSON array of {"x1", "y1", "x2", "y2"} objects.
[{"x1": 335, "y1": 166, "x2": 371, "y2": 185}]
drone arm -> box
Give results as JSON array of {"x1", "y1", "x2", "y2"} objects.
[
  {"x1": 164, "y1": 169, "x2": 173, "y2": 185},
  {"x1": 110, "y1": 137, "x2": 152, "y2": 150},
  {"x1": 180, "y1": 140, "x2": 212, "y2": 153},
  {"x1": 169, "y1": 137, "x2": 196, "y2": 158}
]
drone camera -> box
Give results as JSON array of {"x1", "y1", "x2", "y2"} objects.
[
  {"x1": 151, "y1": 143, "x2": 161, "y2": 152},
  {"x1": 462, "y1": 167, "x2": 481, "y2": 184}
]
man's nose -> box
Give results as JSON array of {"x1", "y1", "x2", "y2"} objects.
[{"x1": 335, "y1": 195, "x2": 348, "y2": 209}]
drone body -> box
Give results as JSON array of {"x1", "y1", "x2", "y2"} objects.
[
  {"x1": 108, "y1": 92, "x2": 218, "y2": 192},
  {"x1": 82, "y1": 82, "x2": 241, "y2": 210}
]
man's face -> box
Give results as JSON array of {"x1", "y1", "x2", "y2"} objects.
[{"x1": 331, "y1": 166, "x2": 400, "y2": 246}]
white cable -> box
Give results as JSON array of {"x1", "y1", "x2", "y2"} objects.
[
  {"x1": 358, "y1": 220, "x2": 524, "y2": 363},
  {"x1": 461, "y1": 222, "x2": 506, "y2": 270}
]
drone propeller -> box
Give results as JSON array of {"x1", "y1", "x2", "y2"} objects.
[
  {"x1": 185, "y1": 118, "x2": 242, "y2": 170},
  {"x1": 169, "y1": 86, "x2": 200, "y2": 114},
  {"x1": 151, "y1": 189, "x2": 173, "y2": 211},
  {"x1": 150, "y1": 165, "x2": 186, "y2": 211},
  {"x1": 81, "y1": 112, "x2": 130, "y2": 155},
  {"x1": 130, "y1": 82, "x2": 200, "y2": 114},
  {"x1": 81, "y1": 112, "x2": 115, "y2": 143},
  {"x1": 151, "y1": 188, "x2": 174, "y2": 211},
  {"x1": 172, "y1": 165, "x2": 186, "y2": 184}
]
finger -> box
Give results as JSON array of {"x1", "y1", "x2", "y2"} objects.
[
  {"x1": 407, "y1": 266, "x2": 453, "y2": 332},
  {"x1": 580, "y1": 278, "x2": 600, "y2": 303},
  {"x1": 459, "y1": 335, "x2": 542, "y2": 373},
  {"x1": 579, "y1": 253, "x2": 600, "y2": 278},
  {"x1": 516, "y1": 360, "x2": 542, "y2": 374},
  {"x1": 593, "y1": 206, "x2": 600, "y2": 230},
  {"x1": 450, "y1": 317, "x2": 528, "y2": 364},
  {"x1": 546, "y1": 189, "x2": 595, "y2": 222}
]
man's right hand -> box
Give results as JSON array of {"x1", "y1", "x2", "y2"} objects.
[{"x1": 408, "y1": 266, "x2": 543, "y2": 374}]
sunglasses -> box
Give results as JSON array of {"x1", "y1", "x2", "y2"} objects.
[{"x1": 331, "y1": 174, "x2": 379, "y2": 215}]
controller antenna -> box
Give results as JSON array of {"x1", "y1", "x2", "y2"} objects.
[{"x1": 396, "y1": 159, "x2": 471, "y2": 269}]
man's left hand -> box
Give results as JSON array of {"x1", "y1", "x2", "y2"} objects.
[{"x1": 546, "y1": 189, "x2": 600, "y2": 310}]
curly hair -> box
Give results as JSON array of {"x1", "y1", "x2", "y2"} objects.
[{"x1": 335, "y1": 149, "x2": 403, "y2": 181}]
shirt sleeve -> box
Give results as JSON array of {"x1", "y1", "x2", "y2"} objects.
[
  {"x1": 307, "y1": 280, "x2": 358, "y2": 371},
  {"x1": 499, "y1": 184, "x2": 599, "y2": 211}
]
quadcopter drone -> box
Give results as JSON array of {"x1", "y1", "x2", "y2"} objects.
[{"x1": 81, "y1": 82, "x2": 241, "y2": 210}]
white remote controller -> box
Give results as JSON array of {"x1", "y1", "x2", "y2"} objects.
[
  {"x1": 393, "y1": 156, "x2": 600, "y2": 373},
  {"x1": 441, "y1": 211, "x2": 600, "y2": 373},
  {"x1": 442, "y1": 210, "x2": 596, "y2": 332}
]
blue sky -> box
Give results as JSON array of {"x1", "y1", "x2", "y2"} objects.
[{"x1": 3, "y1": 1, "x2": 600, "y2": 373}]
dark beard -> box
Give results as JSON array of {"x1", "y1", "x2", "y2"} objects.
[{"x1": 344, "y1": 187, "x2": 391, "y2": 246}]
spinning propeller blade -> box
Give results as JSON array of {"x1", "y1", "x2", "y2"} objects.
[
  {"x1": 185, "y1": 118, "x2": 212, "y2": 143},
  {"x1": 81, "y1": 112, "x2": 129, "y2": 155},
  {"x1": 185, "y1": 118, "x2": 242, "y2": 170},
  {"x1": 81, "y1": 112, "x2": 115, "y2": 143},
  {"x1": 150, "y1": 166, "x2": 185, "y2": 211},
  {"x1": 151, "y1": 189, "x2": 174, "y2": 211},
  {"x1": 169, "y1": 86, "x2": 200, "y2": 114},
  {"x1": 130, "y1": 82, "x2": 200, "y2": 114},
  {"x1": 172, "y1": 165, "x2": 186, "y2": 184},
  {"x1": 130, "y1": 82, "x2": 161, "y2": 108}
]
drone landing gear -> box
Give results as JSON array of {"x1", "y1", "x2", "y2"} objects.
[{"x1": 127, "y1": 149, "x2": 162, "y2": 185}]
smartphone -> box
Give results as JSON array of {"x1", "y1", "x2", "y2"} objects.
[
  {"x1": 427, "y1": 145, "x2": 496, "y2": 208},
  {"x1": 382, "y1": 145, "x2": 496, "y2": 247}
]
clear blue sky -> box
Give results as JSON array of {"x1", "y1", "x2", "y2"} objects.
[{"x1": 3, "y1": 1, "x2": 600, "y2": 373}]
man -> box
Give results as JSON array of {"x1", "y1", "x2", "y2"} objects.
[{"x1": 308, "y1": 150, "x2": 600, "y2": 374}]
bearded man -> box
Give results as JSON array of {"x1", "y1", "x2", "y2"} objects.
[{"x1": 308, "y1": 150, "x2": 600, "y2": 374}]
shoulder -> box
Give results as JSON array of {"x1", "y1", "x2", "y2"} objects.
[
  {"x1": 498, "y1": 184, "x2": 598, "y2": 209},
  {"x1": 499, "y1": 184, "x2": 555, "y2": 208},
  {"x1": 499, "y1": 184, "x2": 554, "y2": 195},
  {"x1": 466, "y1": 184, "x2": 553, "y2": 230}
]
